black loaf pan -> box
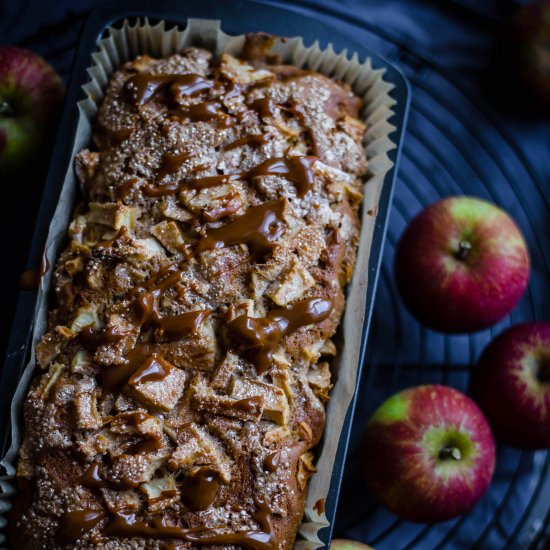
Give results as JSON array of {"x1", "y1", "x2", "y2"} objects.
[{"x1": 0, "y1": 0, "x2": 410, "y2": 547}]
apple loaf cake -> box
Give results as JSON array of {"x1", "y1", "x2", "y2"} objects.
[{"x1": 9, "y1": 39, "x2": 367, "y2": 549}]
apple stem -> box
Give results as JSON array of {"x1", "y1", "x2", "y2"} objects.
[
  {"x1": 455, "y1": 241, "x2": 472, "y2": 261},
  {"x1": 439, "y1": 446, "x2": 461, "y2": 461},
  {"x1": 0, "y1": 100, "x2": 15, "y2": 117}
]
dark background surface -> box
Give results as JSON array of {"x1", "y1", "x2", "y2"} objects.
[{"x1": 0, "y1": 0, "x2": 549, "y2": 548}]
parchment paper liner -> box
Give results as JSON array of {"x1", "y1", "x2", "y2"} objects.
[{"x1": 0, "y1": 18, "x2": 397, "y2": 548}]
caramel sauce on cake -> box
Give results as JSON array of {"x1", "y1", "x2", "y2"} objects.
[
  {"x1": 250, "y1": 97, "x2": 278, "y2": 119},
  {"x1": 174, "y1": 101, "x2": 234, "y2": 128},
  {"x1": 156, "y1": 309, "x2": 211, "y2": 340},
  {"x1": 108, "y1": 127, "x2": 132, "y2": 146},
  {"x1": 57, "y1": 510, "x2": 107, "y2": 543},
  {"x1": 229, "y1": 297, "x2": 333, "y2": 374},
  {"x1": 10, "y1": 36, "x2": 367, "y2": 549},
  {"x1": 223, "y1": 133, "x2": 270, "y2": 151},
  {"x1": 125, "y1": 73, "x2": 212, "y2": 105},
  {"x1": 313, "y1": 498, "x2": 326, "y2": 516},
  {"x1": 128, "y1": 355, "x2": 174, "y2": 384},
  {"x1": 101, "y1": 343, "x2": 156, "y2": 392},
  {"x1": 79, "y1": 463, "x2": 105, "y2": 488},
  {"x1": 247, "y1": 156, "x2": 317, "y2": 198},
  {"x1": 143, "y1": 174, "x2": 242, "y2": 197},
  {"x1": 182, "y1": 469, "x2": 220, "y2": 511},
  {"x1": 157, "y1": 151, "x2": 193, "y2": 181},
  {"x1": 19, "y1": 247, "x2": 49, "y2": 290},
  {"x1": 263, "y1": 450, "x2": 282, "y2": 472},
  {"x1": 194, "y1": 199, "x2": 287, "y2": 258}
]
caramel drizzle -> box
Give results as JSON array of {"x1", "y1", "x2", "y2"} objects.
[
  {"x1": 134, "y1": 293, "x2": 163, "y2": 324},
  {"x1": 143, "y1": 174, "x2": 241, "y2": 197},
  {"x1": 95, "y1": 266, "x2": 208, "y2": 387},
  {"x1": 170, "y1": 75, "x2": 214, "y2": 100},
  {"x1": 95, "y1": 226, "x2": 130, "y2": 255},
  {"x1": 79, "y1": 463, "x2": 105, "y2": 489},
  {"x1": 57, "y1": 70, "x2": 336, "y2": 550},
  {"x1": 182, "y1": 469, "x2": 220, "y2": 511},
  {"x1": 142, "y1": 181, "x2": 181, "y2": 197},
  {"x1": 130, "y1": 435, "x2": 164, "y2": 455},
  {"x1": 128, "y1": 354, "x2": 173, "y2": 385},
  {"x1": 313, "y1": 498, "x2": 326, "y2": 516},
  {"x1": 98, "y1": 268, "x2": 210, "y2": 390},
  {"x1": 79, "y1": 460, "x2": 148, "y2": 492},
  {"x1": 191, "y1": 162, "x2": 211, "y2": 173},
  {"x1": 135, "y1": 263, "x2": 183, "y2": 293},
  {"x1": 218, "y1": 79, "x2": 242, "y2": 101},
  {"x1": 232, "y1": 396, "x2": 264, "y2": 413},
  {"x1": 108, "y1": 127, "x2": 132, "y2": 146},
  {"x1": 156, "y1": 310, "x2": 211, "y2": 340},
  {"x1": 247, "y1": 156, "x2": 317, "y2": 198},
  {"x1": 133, "y1": 276, "x2": 210, "y2": 335},
  {"x1": 58, "y1": 495, "x2": 277, "y2": 550},
  {"x1": 131, "y1": 264, "x2": 184, "y2": 326},
  {"x1": 101, "y1": 343, "x2": 155, "y2": 393},
  {"x1": 19, "y1": 246, "x2": 50, "y2": 290},
  {"x1": 223, "y1": 133, "x2": 270, "y2": 151},
  {"x1": 101, "y1": 342, "x2": 182, "y2": 394},
  {"x1": 228, "y1": 297, "x2": 333, "y2": 373},
  {"x1": 125, "y1": 73, "x2": 233, "y2": 127},
  {"x1": 157, "y1": 151, "x2": 193, "y2": 181},
  {"x1": 109, "y1": 411, "x2": 163, "y2": 455},
  {"x1": 78, "y1": 321, "x2": 132, "y2": 349},
  {"x1": 203, "y1": 192, "x2": 241, "y2": 222},
  {"x1": 56, "y1": 509, "x2": 107, "y2": 543},
  {"x1": 113, "y1": 202, "x2": 286, "y2": 370},
  {"x1": 108, "y1": 410, "x2": 151, "y2": 426},
  {"x1": 117, "y1": 177, "x2": 139, "y2": 201},
  {"x1": 185, "y1": 495, "x2": 278, "y2": 550},
  {"x1": 250, "y1": 97, "x2": 277, "y2": 119},
  {"x1": 101, "y1": 512, "x2": 191, "y2": 539},
  {"x1": 173, "y1": 101, "x2": 233, "y2": 128},
  {"x1": 125, "y1": 73, "x2": 212, "y2": 106},
  {"x1": 194, "y1": 199, "x2": 286, "y2": 258},
  {"x1": 142, "y1": 154, "x2": 316, "y2": 199},
  {"x1": 263, "y1": 450, "x2": 282, "y2": 472}
]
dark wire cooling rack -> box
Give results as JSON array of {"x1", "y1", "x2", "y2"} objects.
[{"x1": 0, "y1": 0, "x2": 548, "y2": 548}]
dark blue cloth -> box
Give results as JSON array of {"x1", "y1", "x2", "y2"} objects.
[{"x1": 0, "y1": 1, "x2": 548, "y2": 548}]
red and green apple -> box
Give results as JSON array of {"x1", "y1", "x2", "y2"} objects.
[
  {"x1": 472, "y1": 322, "x2": 550, "y2": 450},
  {"x1": 394, "y1": 196, "x2": 530, "y2": 333},
  {"x1": 362, "y1": 385, "x2": 495, "y2": 523},
  {"x1": 0, "y1": 46, "x2": 64, "y2": 175}
]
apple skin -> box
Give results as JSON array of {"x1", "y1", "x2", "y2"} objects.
[
  {"x1": 472, "y1": 322, "x2": 550, "y2": 450},
  {"x1": 331, "y1": 540, "x2": 374, "y2": 550},
  {"x1": 394, "y1": 196, "x2": 530, "y2": 333},
  {"x1": 0, "y1": 46, "x2": 64, "y2": 175},
  {"x1": 362, "y1": 385, "x2": 495, "y2": 523}
]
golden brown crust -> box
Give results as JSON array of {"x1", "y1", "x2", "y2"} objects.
[{"x1": 10, "y1": 43, "x2": 366, "y2": 549}]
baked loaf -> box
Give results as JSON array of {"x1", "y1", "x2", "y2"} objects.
[{"x1": 10, "y1": 38, "x2": 367, "y2": 549}]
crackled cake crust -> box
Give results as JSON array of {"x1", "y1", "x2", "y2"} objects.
[{"x1": 10, "y1": 39, "x2": 366, "y2": 549}]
